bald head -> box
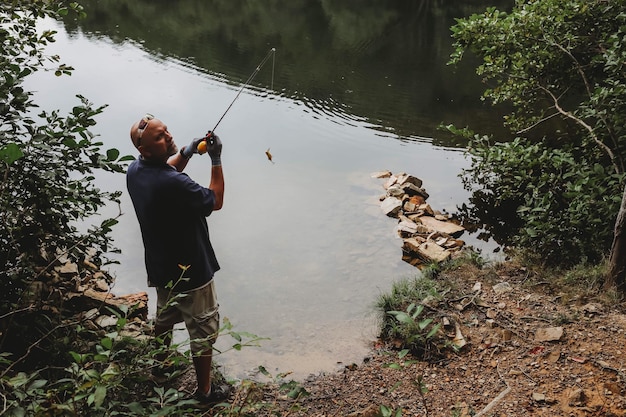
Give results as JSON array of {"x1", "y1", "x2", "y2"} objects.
[
  {"x1": 130, "y1": 120, "x2": 141, "y2": 148},
  {"x1": 129, "y1": 115, "x2": 177, "y2": 161},
  {"x1": 130, "y1": 114, "x2": 156, "y2": 149}
]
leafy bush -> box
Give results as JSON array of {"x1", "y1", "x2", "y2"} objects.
[
  {"x1": 457, "y1": 133, "x2": 623, "y2": 265},
  {"x1": 0, "y1": 0, "x2": 131, "y2": 367},
  {"x1": 376, "y1": 276, "x2": 445, "y2": 358},
  {"x1": 448, "y1": 0, "x2": 626, "y2": 267},
  {"x1": 1, "y1": 304, "x2": 269, "y2": 416}
]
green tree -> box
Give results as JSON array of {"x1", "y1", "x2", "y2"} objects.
[
  {"x1": 0, "y1": 0, "x2": 131, "y2": 363},
  {"x1": 449, "y1": 0, "x2": 626, "y2": 292}
]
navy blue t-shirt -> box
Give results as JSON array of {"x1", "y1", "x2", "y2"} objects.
[{"x1": 126, "y1": 157, "x2": 220, "y2": 292}]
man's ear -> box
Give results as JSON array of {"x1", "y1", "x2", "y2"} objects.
[{"x1": 137, "y1": 145, "x2": 151, "y2": 158}]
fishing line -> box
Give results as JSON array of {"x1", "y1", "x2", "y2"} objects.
[{"x1": 211, "y1": 47, "x2": 276, "y2": 133}]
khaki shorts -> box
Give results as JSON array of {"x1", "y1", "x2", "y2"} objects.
[{"x1": 155, "y1": 280, "x2": 220, "y2": 355}]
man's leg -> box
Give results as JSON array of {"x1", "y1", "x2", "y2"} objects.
[
  {"x1": 184, "y1": 281, "x2": 221, "y2": 397},
  {"x1": 193, "y1": 351, "x2": 213, "y2": 394}
]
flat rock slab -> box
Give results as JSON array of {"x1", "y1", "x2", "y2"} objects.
[
  {"x1": 381, "y1": 196, "x2": 402, "y2": 217},
  {"x1": 535, "y1": 326, "x2": 564, "y2": 342},
  {"x1": 403, "y1": 238, "x2": 451, "y2": 263},
  {"x1": 417, "y1": 215, "x2": 465, "y2": 237}
]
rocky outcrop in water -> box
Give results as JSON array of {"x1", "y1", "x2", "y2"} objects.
[{"x1": 372, "y1": 171, "x2": 465, "y2": 268}]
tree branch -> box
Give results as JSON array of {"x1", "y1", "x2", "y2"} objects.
[
  {"x1": 0, "y1": 320, "x2": 80, "y2": 379},
  {"x1": 539, "y1": 85, "x2": 620, "y2": 175},
  {"x1": 546, "y1": 37, "x2": 622, "y2": 171},
  {"x1": 516, "y1": 111, "x2": 561, "y2": 134}
]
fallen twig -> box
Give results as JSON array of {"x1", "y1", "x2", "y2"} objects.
[
  {"x1": 592, "y1": 359, "x2": 626, "y2": 383},
  {"x1": 474, "y1": 361, "x2": 512, "y2": 417},
  {"x1": 474, "y1": 386, "x2": 512, "y2": 417},
  {"x1": 519, "y1": 315, "x2": 553, "y2": 323}
]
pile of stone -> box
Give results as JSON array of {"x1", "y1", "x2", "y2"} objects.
[
  {"x1": 23, "y1": 247, "x2": 150, "y2": 340},
  {"x1": 372, "y1": 171, "x2": 466, "y2": 267}
]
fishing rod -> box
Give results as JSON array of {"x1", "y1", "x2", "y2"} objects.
[{"x1": 211, "y1": 47, "x2": 276, "y2": 134}]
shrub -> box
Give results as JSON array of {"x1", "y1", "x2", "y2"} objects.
[
  {"x1": 449, "y1": 0, "x2": 626, "y2": 267},
  {"x1": 0, "y1": 0, "x2": 131, "y2": 368}
]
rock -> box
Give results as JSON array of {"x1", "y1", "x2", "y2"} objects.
[
  {"x1": 397, "y1": 218, "x2": 419, "y2": 235},
  {"x1": 452, "y1": 322, "x2": 467, "y2": 349},
  {"x1": 402, "y1": 252, "x2": 423, "y2": 267},
  {"x1": 501, "y1": 329, "x2": 513, "y2": 342},
  {"x1": 567, "y1": 388, "x2": 586, "y2": 406},
  {"x1": 403, "y1": 199, "x2": 419, "y2": 212},
  {"x1": 383, "y1": 175, "x2": 398, "y2": 189},
  {"x1": 418, "y1": 241, "x2": 451, "y2": 263},
  {"x1": 68, "y1": 289, "x2": 148, "y2": 320},
  {"x1": 396, "y1": 173, "x2": 423, "y2": 188},
  {"x1": 441, "y1": 238, "x2": 464, "y2": 250},
  {"x1": 580, "y1": 302, "x2": 603, "y2": 316},
  {"x1": 56, "y1": 262, "x2": 79, "y2": 275},
  {"x1": 416, "y1": 216, "x2": 465, "y2": 237},
  {"x1": 546, "y1": 350, "x2": 561, "y2": 363},
  {"x1": 381, "y1": 197, "x2": 402, "y2": 217},
  {"x1": 84, "y1": 308, "x2": 99, "y2": 320},
  {"x1": 374, "y1": 171, "x2": 466, "y2": 268},
  {"x1": 492, "y1": 282, "x2": 513, "y2": 295},
  {"x1": 418, "y1": 203, "x2": 435, "y2": 216},
  {"x1": 532, "y1": 392, "x2": 546, "y2": 402},
  {"x1": 408, "y1": 195, "x2": 426, "y2": 206},
  {"x1": 94, "y1": 278, "x2": 110, "y2": 292},
  {"x1": 370, "y1": 170, "x2": 392, "y2": 179},
  {"x1": 400, "y1": 182, "x2": 429, "y2": 199},
  {"x1": 386, "y1": 185, "x2": 404, "y2": 198},
  {"x1": 403, "y1": 238, "x2": 451, "y2": 263},
  {"x1": 95, "y1": 315, "x2": 119, "y2": 328},
  {"x1": 534, "y1": 326, "x2": 564, "y2": 342}
]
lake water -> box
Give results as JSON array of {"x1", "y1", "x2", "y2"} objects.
[{"x1": 26, "y1": 1, "x2": 510, "y2": 380}]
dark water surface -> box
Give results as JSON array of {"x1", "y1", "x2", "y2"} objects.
[{"x1": 27, "y1": 0, "x2": 512, "y2": 380}]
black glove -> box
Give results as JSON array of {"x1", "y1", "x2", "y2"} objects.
[
  {"x1": 180, "y1": 137, "x2": 204, "y2": 159},
  {"x1": 205, "y1": 132, "x2": 222, "y2": 166}
]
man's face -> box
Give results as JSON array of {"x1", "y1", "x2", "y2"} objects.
[{"x1": 136, "y1": 118, "x2": 178, "y2": 161}]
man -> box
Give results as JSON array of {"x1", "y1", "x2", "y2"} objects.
[{"x1": 126, "y1": 114, "x2": 228, "y2": 404}]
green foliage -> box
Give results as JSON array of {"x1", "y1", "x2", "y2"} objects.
[
  {"x1": 0, "y1": 0, "x2": 133, "y2": 363},
  {"x1": 210, "y1": 366, "x2": 309, "y2": 416},
  {"x1": 385, "y1": 303, "x2": 442, "y2": 357},
  {"x1": 376, "y1": 275, "x2": 445, "y2": 357},
  {"x1": 458, "y1": 132, "x2": 623, "y2": 264},
  {"x1": 381, "y1": 351, "x2": 430, "y2": 416},
  {"x1": 1, "y1": 303, "x2": 267, "y2": 416},
  {"x1": 379, "y1": 404, "x2": 403, "y2": 417},
  {"x1": 448, "y1": 0, "x2": 626, "y2": 266},
  {"x1": 376, "y1": 276, "x2": 441, "y2": 314}
]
